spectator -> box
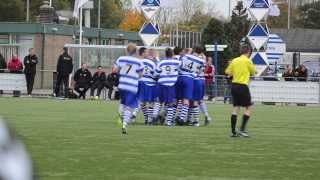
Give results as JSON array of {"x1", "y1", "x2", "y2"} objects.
[
  {"x1": 205, "y1": 57, "x2": 215, "y2": 101},
  {"x1": 24, "y1": 48, "x2": 38, "y2": 96},
  {"x1": 90, "y1": 66, "x2": 106, "y2": 99},
  {"x1": 74, "y1": 63, "x2": 92, "y2": 99},
  {"x1": 106, "y1": 71, "x2": 119, "y2": 99},
  {"x1": 54, "y1": 47, "x2": 73, "y2": 98},
  {"x1": 282, "y1": 65, "x2": 294, "y2": 81},
  {"x1": 7, "y1": 55, "x2": 23, "y2": 73},
  {"x1": 294, "y1": 65, "x2": 308, "y2": 81},
  {"x1": 0, "y1": 53, "x2": 6, "y2": 73}
]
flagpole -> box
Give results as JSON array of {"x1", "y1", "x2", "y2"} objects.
[
  {"x1": 288, "y1": 0, "x2": 291, "y2": 29},
  {"x1": 79, "y1": 7, "x2": 83, "y2": 68}
]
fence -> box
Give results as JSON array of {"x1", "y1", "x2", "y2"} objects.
[{"x1": 207, "y1": 75, "x2": 320, "y2": 104}]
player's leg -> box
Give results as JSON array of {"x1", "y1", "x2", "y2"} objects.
[
  {"x1": 189, "y1": 101, "x2": 200, "y2": 126},
  {"x1": 239, "y1": 86, "x2": 253, "y2": 137},
  {"x1": 230, "y1": 84, "x2": 241, "y2": 137},
  {"x1": 177, "y1": 77, "x2": 193, "y2": 125},
  {"x1": 140, "y1": 102, "x2": 149, "y2": 124},
  {"x1": 200, "y1": 100, "x2": 212, "y2": 126},
  {"x1": 119, "y1": 90, "x2": 138, "y2": 134}
]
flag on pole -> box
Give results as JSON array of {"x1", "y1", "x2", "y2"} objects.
[{"x1": 73, "y1": 0, "x2": 89, "y2": 18}]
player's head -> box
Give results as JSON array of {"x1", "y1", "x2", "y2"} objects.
[
  {"x1": 173, "y1": 47, "x2": 182, "y2": 56},
  {"x1": 148, "y1": 48, "x2": 157, "y2": 60},
  {"x1": 193, "y1": 46, "x2": 203, "y2": 55},
  {"x1": 240, "y1": 45, "x2": 252, "y2": 57},
  {"x1": 165, "y1": 48, "x2": 173, "y2": 58},
  {"x1": 139, "y1": 47, "x2": 148, "y2": 59},
  {"x1": 126, "y1": 43, "x2": 137, "y2": 56},
  {"x1": 183, "y1": 48, "x2": 192, "y2": 55}
]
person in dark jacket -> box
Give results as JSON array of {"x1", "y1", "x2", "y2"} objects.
[
  {"x1": 0, "y1": 53, "x2": 6, "y2": 73},
  {"x1": 24, "y1": 48, "x2": 38, "y2": 95},
  {"x1": 90, "y1": 66, "x2": 106, "y2": 98},
  {"x1": 294, "y1": 64, "x2": 308, "y2": 81},
  {"x1": 106, "y1": 72, "x2": 119, "y2": 99},
  {"x1": 74, "y1": 63, "x2": 92, "y2": 99},
  {"x1": 282, "y1": 65, "x2": 294, "y2": 81},
  {"x1": 54, "y1": 47, "x2": 73, "y2": 98}
]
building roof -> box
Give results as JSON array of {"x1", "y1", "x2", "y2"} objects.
[
  {"x1": 271, "y1": 28, "x2": 320, "y2": 52},
  {"x1": 0, "y1": 22, "x2": 140, "y2": 41}
]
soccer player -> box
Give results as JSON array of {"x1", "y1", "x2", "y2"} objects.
[
  {"x1": 138, "y1": 47, "x2": 158, "y2": 125},
  {"x1": 190, "y1": 54, "x2": 212, "y2": 126},
  {"x1": 176, "y1": 46, "x2": 205, "y2": 125},
  {"x1": 225, "y1": 46, "x2": 256, "y2": 137},
  {"x1": 113, "y1": 43, "x2": 144, "y2": 134},
  {"x1": 156, "y1": 48, "x2": 181, "y2": 126},
  {"x1": 191, "y1": 53, "x2": 212, "y2": 126}
]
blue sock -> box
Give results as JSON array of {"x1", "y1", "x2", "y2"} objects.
[
  {"x1": 166, "y1": 105, "x2": 174, "y2": 125},
  {"x1": 179, "y1": 104, "x2": 189, "y2": 122},
  {"x1": 141, "y1": 104, "x2": 148, "y2": 123},
  {"x1": 147, "y1": 107, "x2": 154, "y2": 123},
  {"x1": 191, "y1": 106, "x2": 200, "y2": 123}
]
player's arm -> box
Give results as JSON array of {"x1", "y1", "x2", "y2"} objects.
[
  {"x1": 136, "y1": 61, "x2": 144, "y2": 78},
  {"x1": 248, "y1": 60, "x2": 257, "y2": 76},
  {"x1": 112, "y1": 59, "x2": 120, "y2": 73}
]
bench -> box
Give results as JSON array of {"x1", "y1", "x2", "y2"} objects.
[{"x1": 0, "y1": 73, "x2": 27, "y2": 97}]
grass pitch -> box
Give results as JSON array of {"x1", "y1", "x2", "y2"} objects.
[{"x1": 0, "y1": 97, "x2": 319, "y2": 180}]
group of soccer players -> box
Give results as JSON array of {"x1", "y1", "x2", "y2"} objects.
[{"x1": 113, "y1": 43, "x2": 213, "y2": 134}]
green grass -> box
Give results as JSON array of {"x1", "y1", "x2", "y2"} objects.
[{"x1": 0, "y1": 97, "x2": 320, "y2": 180}]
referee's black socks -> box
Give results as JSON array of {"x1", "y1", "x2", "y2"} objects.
[
  {"x1": 231, "y1": 115, "x2": 237, "y2": 134},
  {"x1": 241, "y1": 115, "x2": 250, "y2": 132}
]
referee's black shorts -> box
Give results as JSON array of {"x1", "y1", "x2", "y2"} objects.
[{"x1": 231, "y1": 83, "x2": 253, "y2": 107}]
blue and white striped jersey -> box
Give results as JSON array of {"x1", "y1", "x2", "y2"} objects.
[
  {"x1": 156, "y1": 58, "x2": 181, "y2": 86},
  {"x1": 179, "y1": 54, "x2": 205, "y2": 78},
  {"x1": 140, "y1": 58, "x2": 157, "y2": 86},
  {"x1": 114, "y1": 56, "x2": 144, "y2": 93},
  {"x1": 195, "y1": 66, "x2": 206, "y2": 81}
]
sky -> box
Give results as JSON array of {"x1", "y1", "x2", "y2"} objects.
[{"x1": 133, "y1": 0, "x2": 239, "y2": 18}]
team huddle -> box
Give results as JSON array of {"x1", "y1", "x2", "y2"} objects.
[{"x1": 113, "y1": 44, "x2": 213, "y2": 134}]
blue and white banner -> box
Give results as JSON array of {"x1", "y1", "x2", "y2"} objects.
[
  {"x1": 266, "y1": 34, "x2": 286, "y2": 63},
  {"x1": 139, "y1": 22, "x2": 160, "y2": 46},
  {"x1": 250, "y1": 52, "x2": 269, "y2": 76},
  {"x1": 248, "y1": 0, "x2": 270, "y2": 21},
  {"x1": 247, "y1": 23, "x2": 270, "y2": 50},
  {"x1": 141, "y1": 0, "x2": 161, "y2": 20}
]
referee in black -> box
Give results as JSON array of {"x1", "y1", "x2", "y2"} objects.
[{"x1": 225, "y1": 46, "x2": 256, "y2": 137}]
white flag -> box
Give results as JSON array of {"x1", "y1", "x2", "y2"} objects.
[
  {"x1": 73, "y1": 0, "x2": 89, "y2": 18},
  {"x1": 269, "y1": 4, "x2": 280, "y2": 16}
]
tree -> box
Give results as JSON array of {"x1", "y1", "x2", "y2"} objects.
[
  {"x1": 0, "y1": 0, "x2": 24, "y2": 22},
  {"x1": 91, "y1": 0, "x2": 124, "y2": 28},
  {"x1": 119, "y1": 9, "x2": 144, "y2": 32},
  {"x1": 224, "y1": 1, "x2": 251, "y2": 57},
  {"x1": 179, "y1": 0, "x2": 205, "y2": 23},
  {"x1": 295, "y1": 1, "x2": 320, "y2": 29}
]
